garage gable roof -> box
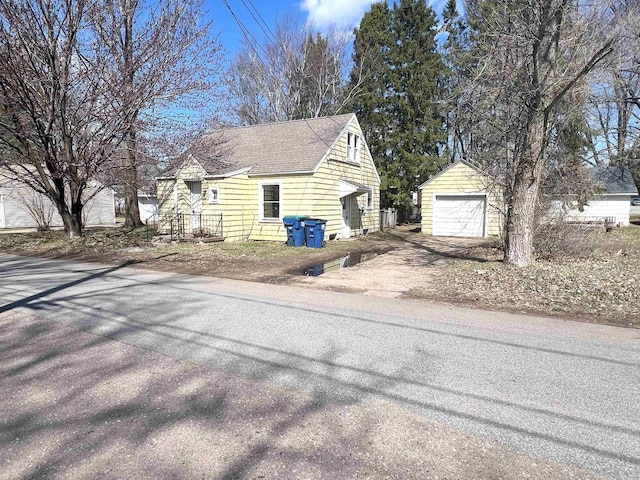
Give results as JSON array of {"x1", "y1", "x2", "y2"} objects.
[{"x1": 418, "y1": 160, "x2": 488, "y2": 189}]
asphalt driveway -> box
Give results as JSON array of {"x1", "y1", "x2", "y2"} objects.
[{"x1": 1, "y1": 253, "x2": 639, "y2": 479}]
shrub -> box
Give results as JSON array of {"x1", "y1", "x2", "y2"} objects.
[
  {"x1": 192, "y1": 227, "x2": 211, "y2": 238},
  {"x1": 533, "y1": 219, "x2": 604, "y2": 259}
]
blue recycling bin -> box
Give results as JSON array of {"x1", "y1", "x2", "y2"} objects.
[
  {"x1": 304, "y1": 219, "x2": 327, "y2": 248},
  {"x1": 283, "y1": 215, "x2": 308, "y2": 246}
]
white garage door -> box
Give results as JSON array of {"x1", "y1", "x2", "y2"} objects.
[{"x1": 433, "y1": 195, "x2": 486, "y2": 237}]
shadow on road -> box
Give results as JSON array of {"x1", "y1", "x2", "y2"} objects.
[
  {"x1": 0, "y1": 260, "x2": 139, "y2": 315},
  {"x1": 1, "y1": 254, "x2": 637, "y2": 478},
  {"x1": 0, "y1": 313, "x2": 606, "y2": 480}
]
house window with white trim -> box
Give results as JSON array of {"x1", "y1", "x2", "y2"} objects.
[
  {"x1": 366, "y1": 187, "x2": 374, "y2": 210},
  {"x1": 260, "y1": 183, "x2": 281, "y2": 220},
  {"x1": 207, "y1": 187, "x2": 219, "y2": 204},
  {"x1": 346, "y1": 132, "x2": 360, "y2": 162}
]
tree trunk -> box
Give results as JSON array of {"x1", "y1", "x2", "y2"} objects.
[
  {"x1": 50, "y1": 178, "x2": 83, "y2": 238},
  {"x1": 54, "y1": 196, "x2": 83, "y2": 237},
  {"x1": 122, "y1": 1, "x2": 143, "y2": 230},
  {"x1": 123, "y1": 130, "x2": 143, "y2": 228},
  {"x1": 504, "y1": 118, "x2": 547, "y2": 267},
  {"x1": 61, "y1": 210, "x2": 83, "y2": 237}
]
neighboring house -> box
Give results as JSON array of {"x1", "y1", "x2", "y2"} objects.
[
  {"x1": 418, "y1": 160, "x2": 638, "y2": 238},
  {"x1": 548, "y1": 166, "x2": 638, "y2": 226},
  {"x1": 418, "y1": 160, "x2": 504, "y2": 238},
  {"x1": 0, "y1": 174, "x2": 115, "y2": 229},
  {"x1": 156, "y1": 114, "x2": 380, "y2": 242},
  {"x1": 113, "y1": 187, "x2": 158, "y2": 223},
  {"x1": 138, "y1": 193, "x2": 158, "y2": 223}
]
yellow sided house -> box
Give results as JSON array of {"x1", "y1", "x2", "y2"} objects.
[
  {"x1": 156, "y1": 114, "x2": 380, "y2": 242},
  {"x1": 418, "y1": 160, "x2": 504, "y2": 238}
]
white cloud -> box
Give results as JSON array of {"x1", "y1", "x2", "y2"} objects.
[
  {"x1": 300, "y1": 0, "x2": 376, "y2": 30},
  {"x1": 300, "y1": 1, "x2": 453, "y2": 31}
]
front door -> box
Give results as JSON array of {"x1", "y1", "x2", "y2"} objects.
[
  {"x1": 341, "y1": 196, "x2": 351, "y2": 239},
  {"x1": 189, "y1": 181, "x2": 202, "y2": 229}
]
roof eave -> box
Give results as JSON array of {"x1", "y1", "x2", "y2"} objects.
[
  {"x1": 418, "y1": 159, "x2": 488, "y2": 189},
  {"x1": 248, "y1": 169, "x2": 315, "y2": 177},
  {"x1": 204, "y1": 166, "x2": 253, "y2": 179}
]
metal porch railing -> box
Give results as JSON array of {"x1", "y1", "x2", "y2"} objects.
[{"x1": 162, "y1": 213, "x2": 223, "y2": 241}]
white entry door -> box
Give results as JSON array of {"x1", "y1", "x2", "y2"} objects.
[
  {"x1": 341, "y1": 196, "x2": 351, "y2": 238},
  {"x1": 433, "y1": 195, "x2": 486, "y2": 237},
  {"x1": 189, "y1": 181, "x2": 202, "y2": 229}
]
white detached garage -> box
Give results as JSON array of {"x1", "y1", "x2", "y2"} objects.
[{"x1": 419, "y1": 160, "x2": 504, "y2": 238}]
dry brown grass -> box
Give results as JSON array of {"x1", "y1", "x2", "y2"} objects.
[{"x1": 409, "y1": 227, "x2": 640, "y2": 326}]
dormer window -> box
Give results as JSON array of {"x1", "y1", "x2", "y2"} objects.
[{"x1": 346, "y1": 132, "x2": 360, "y2": 163}]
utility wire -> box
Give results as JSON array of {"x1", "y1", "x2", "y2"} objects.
[
  {"x1": 220, "y1": 0, "x2": 343, "y2": 149},
  {"x1": 240, "y1": 0, "x2": 278, "y2": 46}
]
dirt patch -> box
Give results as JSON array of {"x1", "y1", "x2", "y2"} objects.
[
  {"x1": 3, "y1": 225, "x2": 639, "y2": 327},
  {"x1": 0, "y1": 227, "x2": 398, "y2": 283},
  {"x1": 290, "y1": 233, "x2": 486, "y2": 298},
  {"x1": 404, "y1": 229, "x2": 640, "y2": 327}
]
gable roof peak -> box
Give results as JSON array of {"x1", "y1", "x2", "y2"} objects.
[{"x1": 418, "y1": 159, "x2": 488, "y2": 189}]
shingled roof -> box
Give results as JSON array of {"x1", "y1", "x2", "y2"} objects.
[
  {"x1": 162, "y1": 114, "x2": 355, "y2": 178},
  {"x1": 591, "y1": 165, "x2": 638, "y2": 195}
]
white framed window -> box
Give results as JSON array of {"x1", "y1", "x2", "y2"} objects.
[
  {"x1": 346, "y1": 132, "x2": 360, "y2": 163},
  {"x1": 207, "y1": 187, "x2": 219, "y2": 204},
  {"x1": 259, "y1": 182, "x2": 282, "y2": 221},
  {"x1": 366, "y1": 187, "x2": 374, "y2": 210}
]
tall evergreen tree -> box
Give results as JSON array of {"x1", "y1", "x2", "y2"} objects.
[
  {"x1": 441, "y1": 0, "x2": 469, "y2": 162},
  {"x1": 346, "y1": 0, "x2": 445, "y2": 210},
  {"x1": 345, "y1": 2, "x2": 393, "y2": 179}
]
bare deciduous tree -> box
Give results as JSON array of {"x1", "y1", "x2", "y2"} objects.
[
  {"x1": 92, "y1": 0, "x2": 223, "y2": 228},
  {"x1": 460, "y1": 0, "x2": 622, "y2": 266},
  {"x1": 0, "y1": 0, "x2": 125, "y2": 237},
  {"x1": 586, "y1": 1, "x2": 640, "y2": 180},
  {"x1": 16, "y1": 189, "x2": 56, "y2": 231},
  {"x1": 0, "y1": 0, "x2": 222, "y2": 236},
  {"x1": 226, "y1": 16, "x2": 355, "y2": 125}
]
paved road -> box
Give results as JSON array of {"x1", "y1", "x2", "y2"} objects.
[{"x1": 1, "y1": 253, "x2": 639, "y2": 479}]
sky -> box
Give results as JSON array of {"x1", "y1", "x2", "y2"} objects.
[{"x1": 206, "y1": 0, "x2": 452, "y2": 59}]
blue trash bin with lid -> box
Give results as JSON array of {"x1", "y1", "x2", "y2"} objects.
[
  {"x1": 304, "y1": 219, "x2": 326, "y2": 248},
  {"x1": 282, "y1": 215, "x2": 308, "y2": 246}
]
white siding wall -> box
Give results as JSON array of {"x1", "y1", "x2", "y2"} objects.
[
  {"x1": 550, "y1": 195, "x2": 632, "y2": 226},
  {"x1": 0, "y1": 182, "x2": 115, "y2": 229},
  {"x1": 138, "y1": 197, "x2": 158, "y2": 223}
]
